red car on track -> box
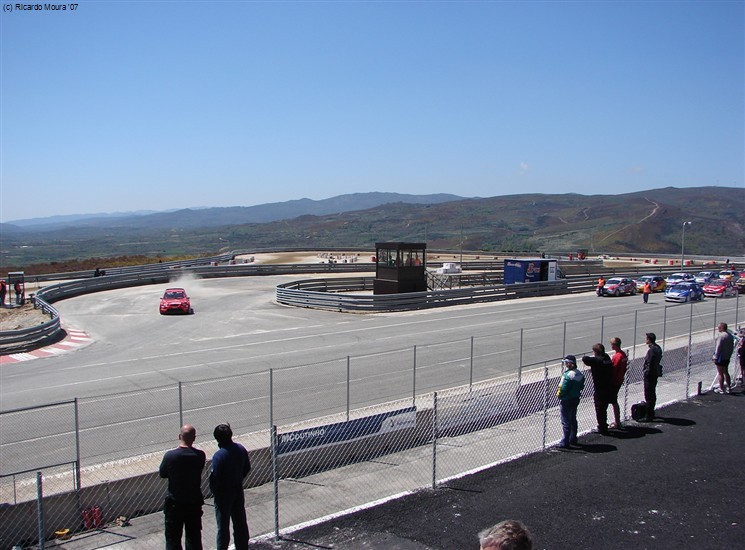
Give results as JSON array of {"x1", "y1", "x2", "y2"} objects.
[
  {"x1": 702, "y1": 279, "x2": 738, "y2": 298},
  {"x1": 159, "y1": 288, "x2": 193, "y2": 314},
  {"x1": 600, "y1": 277, "x2": 637, "y2": 297}
]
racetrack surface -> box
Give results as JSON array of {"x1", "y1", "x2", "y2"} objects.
[{"x1": 0, "y1": 275, "x2": 741, "y2": 471}]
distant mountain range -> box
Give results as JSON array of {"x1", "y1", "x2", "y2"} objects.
[
  {"x1": 3, "y1": 193, "x2": 464, "y2": 231},
  {"x1": 1, "y1": 188, "x2": 743, "y2": 268}
]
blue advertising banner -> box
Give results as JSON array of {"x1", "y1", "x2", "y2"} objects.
[{"x1": 277, "y1": 407, "x2": 417, "y2": 455}]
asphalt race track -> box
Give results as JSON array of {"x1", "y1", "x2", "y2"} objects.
[{"x1": 1, "y1": 274, "x2": 742, "y2": 471}]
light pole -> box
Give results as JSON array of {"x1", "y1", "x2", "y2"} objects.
[{"x1": 681, "y1": 221, "x2": 692, "y2": 268}]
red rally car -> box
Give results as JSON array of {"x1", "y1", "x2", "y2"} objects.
[{"x1": 159, "y1": 288, "x2": 193, "y2": 315}]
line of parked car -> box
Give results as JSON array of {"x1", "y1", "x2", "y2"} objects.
[{"x1": 598, "y1": 269, "x2": 742, "y2": 302}]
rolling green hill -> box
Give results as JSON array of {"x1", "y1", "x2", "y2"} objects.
[{"x1": 1, "y1": 187, "x2": 742, "y2": 270}]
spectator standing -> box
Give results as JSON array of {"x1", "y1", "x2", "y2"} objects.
[
  {"x1": 0, "y1": 279, "x2": 6, "y2": 307},
  {"x1": 159, "y1": 425, "x2": 206, "y2": 550},
  {"x1": 713, "y1": 322, "x2": 735, "y2": 394},
  {"x1": 582, "y1": 343, "x2": 613, "y2": 434},
  {"x1": 13, "y1": 280, "x2": 22, "y2": 305},
  {"x1": 642, "y1": 281, "x2": 652, "y2": 304},
  {"x1": 608, "y1": 337, "x2": 628, "y2": 428},
  {"x1": 736, "y1": 327, "x2": 745, "y2": 387},
  {"x1": 596, "y1": 276, "x2": 606, "y2": 296},
  {"x1": 478, "y1": 520, "x2": 534, "y2": 550},
  {"x1": 210, "y1": 423, "x2": 251, "y2": 550},
  {"x1": 556, "y1": 355, "x2": 585, "y2": 448},
  {"x1": 642, "y1": 332, "x2": 663, "y2": 421}
]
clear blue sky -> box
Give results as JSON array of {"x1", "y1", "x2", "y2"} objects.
[{"x1": 1, "y1": 1, "x2": 743, "y2": 222}]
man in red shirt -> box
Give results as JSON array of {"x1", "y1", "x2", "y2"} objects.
[{"x1": 609, "y1": 337, "x2": 628, "y2": 428}]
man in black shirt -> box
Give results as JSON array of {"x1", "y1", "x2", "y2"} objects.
[
  {"x1": 210, "y1": 423, "x2": 251, "y2": 550},
  {"x1": 643, "y1": 332, "x2": 663, "y2": 421},
  {"x1": 159, "y1": 425, "x2": 206, "y2": 550},
  {"x1": 582, "y1": 343, "x2": 614, "y2": 435}
]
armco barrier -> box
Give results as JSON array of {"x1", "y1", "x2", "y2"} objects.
[
  {"x1": 276, "y1": 278, "x2": 570, "y2": 312},
  {"x1": 1, "y1": 259, "x2": 697, "y2": 352},
  {"x1": 0, "y1": 297, "x2": 60, "y2": 354}
]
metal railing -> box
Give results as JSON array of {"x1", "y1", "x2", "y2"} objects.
[{"x1": 0, "y1": 298, "x2": 741, "y2": 548}]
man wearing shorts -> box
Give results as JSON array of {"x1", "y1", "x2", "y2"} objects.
[{"x1": 713, "y1": 322, "x2": 735, "y2": 394}]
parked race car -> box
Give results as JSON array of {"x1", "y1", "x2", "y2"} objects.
[
  {"x1": 694, "y1": 271, "x2": 719, "y2": 284},
  {"x1": 737, "y1": 276, "x2": 745, "y2": 294},
  {"x1": 702, "y1": 279, "x2": 738, "y2": 298},
  {"x1": 664, "y1": 272, "x2": 694, "y2": 286},
  {"x1": 160, "y1": 288, "x2": 193, "y2": 315},
  {"x1": 718, "y1": 269, "x2": 741, "y2": 281},
  {"x1": 664, "y1": 282, "x2": 704, "y2": 303},
  {"x1": 635, "y1": 275, "x2": 666, "y2": 293},
  {"x1": 600, "y1": 277, "x2": 637, "y2": 297}
]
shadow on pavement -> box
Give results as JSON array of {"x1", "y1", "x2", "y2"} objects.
[{"x1": 655, "y1": 416, "x2": 696, "y2": 426}]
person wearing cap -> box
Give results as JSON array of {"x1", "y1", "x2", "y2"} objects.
[
  {"x1": 581, "y1": 343, "x2": 613, "y2": 434},
  {"x1": 556, "y1": 355, "x2": 585, "y2": 448},
  {"x1": 643, "y1": 332, "x2": 663, "y2": 421},
  {"x1": 210, "y1": 423, "x2": 251, "y2": 550}
]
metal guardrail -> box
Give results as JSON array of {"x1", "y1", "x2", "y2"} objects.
[
  {"x1": 276, "y1": 278, "x2": 571, "y2": 312},
  {"x1": 0, "y1": 257, "x2": 715, "y2": 353},
  {"x1": 0, "y1": 297, "x2": 60, "y2": 354}
]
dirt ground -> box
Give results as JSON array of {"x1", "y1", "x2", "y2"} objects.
[{"x1": 0, "y1": 301, "x2": 52, "y2": 331}]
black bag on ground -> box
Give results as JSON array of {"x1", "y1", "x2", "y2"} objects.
[{"x1": 631, "y1": 401, "x2": 648, "y2": 421}]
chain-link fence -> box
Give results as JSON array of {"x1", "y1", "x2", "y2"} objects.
[{"x1": 0, "y1": 300, "x2": 741, "y2": 549}]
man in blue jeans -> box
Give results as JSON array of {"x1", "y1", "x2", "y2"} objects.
[
  {"x1": 210, "y1": 423, "x2": 251, "y2": 550},
  {"x1": 556, "y1": 355, "x2": 585, "y2": 449}
]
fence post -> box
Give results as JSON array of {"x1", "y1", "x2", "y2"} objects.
[
  {"x1": 269, "y1": 369, "x2": 274, "y2": 431},
  {"x1": 632, "y1": 311, "x2": 638, "y2": 360},
  {"x1": 178, "y1": 382, "x2": 184, "y2": 428},
  {"x1": 562, "y1": 321, "x2": 567, "y2": 359},
  {"x1": 271, "y1": 425, "x2": 279, "y2": 541},
  {"x1": 542, "y1": 362, "x2": 549, "y2": 451},
  {"x1": 469, "y1": 337, "x2": 474, "y2": 391},
  {"x1": 713, "y1": 298, "x2": 718, "y2": 338},
  {"x1": 74, "y1": 398, "x2": 81, "y2": 492},
  {"x1": 686, "y1": 302, "x2": 694, "y2": 397},
  {"x1": 735, "y1": 291, "x2": 740, "y2": 330},
  {"x1": 412, "y1": 345, "x2": 417, "y2": 407},
  {"x1": 662, "y1": 305, "x2": 668, "y2": 353},
  {"x1": 37, "y1": 471, "x2": 45, "y2": 550},
  {"x1": 346, "y1": 356, "x2": 351, "y2": 422},
  {"x1": 600, "y1": 315, "x2": 604, "y2": 346},
  {"x1": 623, "y1": 357, "x2": 629, "y2": 420},
  {"x1": 518, "y1": 328, "x2": 524, "y2": 387},
  {"x1": 432, "y1": 392, "x2": 438, "y2": 490}
]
